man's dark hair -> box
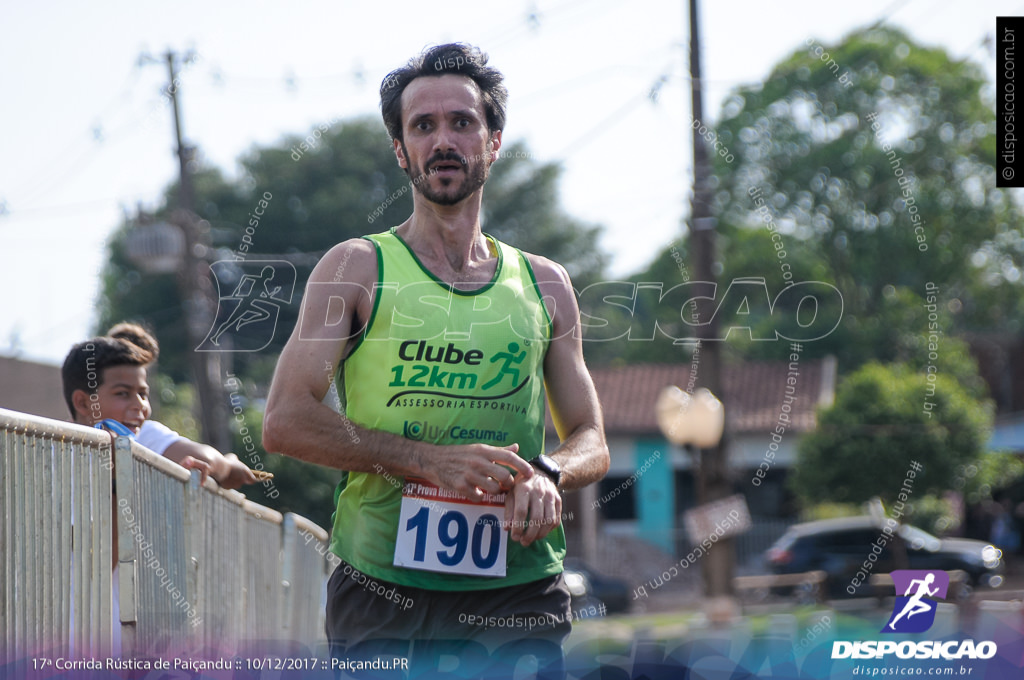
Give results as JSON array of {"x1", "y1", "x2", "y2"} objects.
[
  {"x1": 380, "y1": 43, "x2": 508, "y2": 143},
  {"x1": 61, "y1": 335, "x2": 154, "y2": 418}
]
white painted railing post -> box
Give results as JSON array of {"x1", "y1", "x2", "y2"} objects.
[
  {"x1": 0, "y1": 408, "x2": 332, "y2": 662},
  {"x1": 115, "y1": 434, "x2": 137, "y2": 657}
]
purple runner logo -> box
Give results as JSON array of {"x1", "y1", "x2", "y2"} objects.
[{"x1": 882, "y1": 570, "x2": 949, "y2": 634}]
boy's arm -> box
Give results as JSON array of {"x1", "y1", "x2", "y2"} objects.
[
  {"x1": 136, "y1": 420, "x2": 254, "y2": 488},
  {"x1": 162, "y1": 439, "x2": 257, "y2": 490}
]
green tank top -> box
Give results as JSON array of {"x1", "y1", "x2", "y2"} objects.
[{"x1": 329, "y1": 228, "x2": 564, "y2": 590}]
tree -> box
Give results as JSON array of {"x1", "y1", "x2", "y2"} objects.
[
  {"x1": 790, "y1": 362, "x2": 993, "y2": 507},
  {"x1": 576, "y1": 223, "x2": 847, "y2": 368},
  {"x1": 615, "y1": 26, "x2": 1019, "y2": 372}
]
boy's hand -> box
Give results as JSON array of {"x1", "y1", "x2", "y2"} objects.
[
  {"x1": 179, "y1": 456, "x2": 212, "y2": 486},
  {"x1": 161, "y1": 439, "x2": 258, "y2": 489},
  {"x1": 216, "y1": 453, "x2": 259, "y2": 490}
]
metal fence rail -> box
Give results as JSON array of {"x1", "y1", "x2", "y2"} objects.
[
  {"x1": 0, "y1": 407, "x2": 333, "y2": 662},
  {"x1": 1, "y1": 408, "x2": 115, "y2": 660},
  {"x1": 282, "y1": 514, "x2": 331, "y2": 644},
  {"x1": 241, "y1": 501, "x2": 285, "y2": 642}
]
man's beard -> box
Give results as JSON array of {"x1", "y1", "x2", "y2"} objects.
[{"x1": 403, "y1": 145, "x2": 490, "y2": 206}]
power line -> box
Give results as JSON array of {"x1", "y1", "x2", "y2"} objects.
[
  {"x1": 0, "y1": 198, "x2": 120, "y2": 220},
  {"x1": 513, "y1": 41, "x2": 681, "y2": 107},
  {"x1": 867, "y1": 0, "x2": 912, "y2": 30},
  {"x1": 553, "y1": 63, "x2": 676, "y2": 160},
  {"x1": 6, "y1": 64, "x2": 146, "y2": 205}
]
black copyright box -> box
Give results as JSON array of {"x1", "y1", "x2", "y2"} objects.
[{"x1": 998, "y1": 17, "x2": 1024, "y2": 187}]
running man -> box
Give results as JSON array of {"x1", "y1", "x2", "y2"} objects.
[
  {"x1": 888, "y1": 573, "x2": 939, "y2": 630},
  {"x1": 262, "y1": 43, "x2": 609, "y2": 674}
]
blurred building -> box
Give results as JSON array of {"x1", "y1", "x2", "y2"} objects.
[
  {"x1": 967, "y1": 333, "x2": 1024, "y2": 454},
  {"x1": 553, "y1": 357, "x2": 837, "y2": 562},
  {"x1": 0, "y1": 355, "x2": 66, "y2": 421}
]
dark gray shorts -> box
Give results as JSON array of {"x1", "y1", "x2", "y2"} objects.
[{"x1": 325, "y1": 559, "x2": 571, "y2": 677}]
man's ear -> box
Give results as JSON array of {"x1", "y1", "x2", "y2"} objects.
[
  {"x1": 489, "y1": 130, "x2": 503, "y2": 162},
  {"x1": 71, "y1": 389, "x2": 97, "y2": 424},
  {"x1": 394, "y1": 138, "x2": 407, "y2": 169}
]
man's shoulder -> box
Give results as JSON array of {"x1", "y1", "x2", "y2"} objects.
[
  {"x1": 517, "y1": 249, "x2": 571, "y2": 287},
  {"x1": 323, "y1": 235, "x2": 380, "y2": 261},
  {"x1": 313, "y1": 236, "x2": 380, "y2": 286}
]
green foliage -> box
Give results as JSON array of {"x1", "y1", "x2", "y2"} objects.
[
  {"x1": 902, "y1": 455, "x2": 1024, "y2": 537},
  {"x1": 956, "y1": 451, "x2": 1024, "y2": 505},
  {"x1": 910, "y1": 495, "x2": 960, "y2": 537},
  {"x1": 224, "y1": 383, "x2": 344, "y2": 530},
  {"x1": 484, "y1": 145, "x2": 607, "y2": 290},
  {"x1": 798, "y1": 502, "x2": 863, "y2": 521},
  {"x1": 146, "y1": 372, "x2": 342, "y2": 528},
  {"x1": 147, "y1": 373, "x2": 200, "y2": 440},
  {"x1": 791, "y1": 362, "x2": 993, "y2": 507},
  {"x1": 608, "y1": 26, "x2": 1022, "y2": 373},
  {"x1": 578, "y1": 241, "x2": 696, "y2": 366}
]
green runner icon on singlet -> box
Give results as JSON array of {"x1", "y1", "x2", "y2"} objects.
[{"x1": 482, "y1": 342, "x2": 526, "y2": 390}]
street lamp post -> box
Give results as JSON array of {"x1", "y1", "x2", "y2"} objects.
[
  {"x1": 656, "y1": 386, "x2": 724, "y2": 454},
  {"x1": 656, "y1": 385, "x2": 738, "y2": 621}
]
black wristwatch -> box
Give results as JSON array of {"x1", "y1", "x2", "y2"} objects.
[{"x1": 530, "y1": 454, "x2": 561, "y2": 488}]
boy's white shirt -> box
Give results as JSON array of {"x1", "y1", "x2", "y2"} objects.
[{"x1": 136, "y1": 420, "x2": 181, "y2": 456}]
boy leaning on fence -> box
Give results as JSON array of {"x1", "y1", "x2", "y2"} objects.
[
  {"x1": 59, "y1": 323, "x2": 259, "y2": 657},
  {"x1": 60, "y1": 323, "x2": 258, "y2": 489}
]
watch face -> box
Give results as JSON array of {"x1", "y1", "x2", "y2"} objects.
[{"x1": 533, "y1": 455, "x2": 560, "y2": 484}]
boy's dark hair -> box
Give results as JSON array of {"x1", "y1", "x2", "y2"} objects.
[
  {"x1": 107, "y1": 322, "x2": 160, "y2": 360},
  {"x1": 61, "y1": 334, "x2": 154, "y2": 418},
  {"x1": 380, "y1": 43, "x2": 508, "y2": 144}
]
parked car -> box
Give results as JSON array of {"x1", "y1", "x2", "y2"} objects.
[
  {"x1": 766, "y1": 516, "x2": 1004, "y2": 598},
  {"x1": 562, "y1": 558, "x2": 630, "y2": 615}
]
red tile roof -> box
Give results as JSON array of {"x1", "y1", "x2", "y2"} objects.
[{"x1": 554, "y1": 357, "x2": 835, "y2": 436}]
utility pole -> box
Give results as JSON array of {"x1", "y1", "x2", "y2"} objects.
[
  {"x1": 165, "y1": 50, "x2": 196, "y2": 213},
  {"x1": 142, "y1": 49, "x2": 230, "y2": 453},
  {"x1": 687, "y1": 0, "x2": 734, "y2": 600}
]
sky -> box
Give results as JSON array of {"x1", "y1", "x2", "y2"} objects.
[{"x1": 0, "y1": 0, "x2": 1014, "y2": 366}]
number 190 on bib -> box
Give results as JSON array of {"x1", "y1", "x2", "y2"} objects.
[{"x1": 394, "y1": 496, "x2": 508, "y2": 577}]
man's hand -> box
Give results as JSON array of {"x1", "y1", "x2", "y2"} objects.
[
  {"x1": 427, "y1": 443, "x2": 534, "y2": 501},
  {"x1": 504, "y1": 469, "x2": 561, "y2": 547}
]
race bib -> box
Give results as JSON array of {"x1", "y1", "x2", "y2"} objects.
[{"x1": 394, "y1": 478, "x2": 508, "y2": 577}]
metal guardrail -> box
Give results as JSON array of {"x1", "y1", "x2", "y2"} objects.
[
  {"x1": 0, "y1": 408, "x2": 114, "y2": 660},
  {"x1": 0, "y1": 407, "x2": 332, "y2": 662},
  {"x1": 733, "y1": 570, "x2": 828, "y2": 611}
]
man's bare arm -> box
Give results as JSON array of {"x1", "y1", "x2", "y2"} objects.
[
  {"x1": 503, "y1": 254, "x2": 609, "y2": 547},
  {"x1": 534, "y1": 255, "x2": 609, "y2": 490},
  {"x1": 262, "y1": 239, "x2": 533, "y2": 500}
]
